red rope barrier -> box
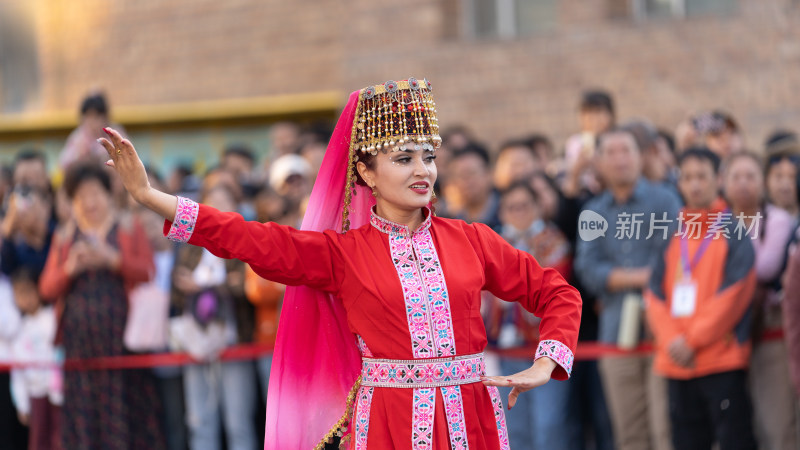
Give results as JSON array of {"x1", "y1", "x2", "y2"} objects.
[
  {"x1": 0, "y1": 329, "x2": 784, "y2": 373},
  {"x1": 0, "y1": 343, "x2": 273, "y2": 372}
]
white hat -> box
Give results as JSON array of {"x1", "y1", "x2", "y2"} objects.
[{"x1": 269, "y1": 154, "x2": 311, "y2": 191}]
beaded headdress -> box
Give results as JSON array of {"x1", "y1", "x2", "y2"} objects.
[
  {"x1": 354, "y1": 78, "x2": 441, "y2": 155},
  {"x1": 342, "y1": 78, "x2": 441, "y2": 230}
]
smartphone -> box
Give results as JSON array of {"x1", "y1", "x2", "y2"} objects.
[
  {"x1": 580, "y1": 131, "x2": 595, "y2": 157},
  {"x1": 84, "y1": 235, "x2": 99, "y2": 248}
]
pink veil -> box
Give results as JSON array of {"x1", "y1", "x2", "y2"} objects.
[{"x1": 264, "y1": 90, "x2": 373, "y2": 449}]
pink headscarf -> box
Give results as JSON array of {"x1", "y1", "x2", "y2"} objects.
[{"x1": 264, "y1": 90, "x2": 374, "y2": 449}]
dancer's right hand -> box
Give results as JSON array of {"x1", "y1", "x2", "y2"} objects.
[
  {"x1": 97, "y1": 128, "x2": 178, "y2": 222},
  {"x1": 97, "y1": 127, "x2": 152, "y2": 204}
]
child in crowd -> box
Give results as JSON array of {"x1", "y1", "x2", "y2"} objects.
[{"x1": 10, "y1": 267, "x2": 62, "y2": 450}]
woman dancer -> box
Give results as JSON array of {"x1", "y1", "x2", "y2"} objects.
[{"x1": 100, "y1": 78, "x2": 581, "y2": 449}]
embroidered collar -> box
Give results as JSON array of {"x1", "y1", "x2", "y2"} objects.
[{"x1": 370, "y1": 207, "x2": 432, "y2": 237}]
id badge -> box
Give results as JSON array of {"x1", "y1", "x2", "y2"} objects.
[{"x1": 671, "y1": 280, "x2": 697, "y2": 318}]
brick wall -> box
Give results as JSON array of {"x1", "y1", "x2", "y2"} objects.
[{"x1": 8, "y1": 0, "x2": 800, "y2": 152}]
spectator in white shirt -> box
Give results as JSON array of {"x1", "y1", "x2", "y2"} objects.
[{"x1": 10, "y1": 267, "x2": 62, "y2": 450}]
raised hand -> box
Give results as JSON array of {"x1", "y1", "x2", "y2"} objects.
[
  {"x1": 96, "y1": 127, "x2": 178, "y2": 222},
  {"x1": 97, "y1": 128, "x2": 151, "y2": 203},
  {"x1": 0, "y1": 194, "x2": 19, "y2": 237}
]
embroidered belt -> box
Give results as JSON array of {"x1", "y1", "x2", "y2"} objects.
[{"x1": 360, "y1": 352, "x2": 485, "y2": 388}]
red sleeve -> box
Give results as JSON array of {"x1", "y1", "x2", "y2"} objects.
[
  {"x1": 470, "y1": 222, "x2": 582, "y2": 380},
  {"x1": 39, "y1": 233, "x2": 71, "y2": 301},
  {"x1": 119, "y1": 219, "x2": 154, "y2": 285},
  {"x1": 164, "y1": 197, "x2": 343, "y2": 294}
]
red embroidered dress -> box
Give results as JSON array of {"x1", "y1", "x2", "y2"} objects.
[{"x1": 166, "y1": 197, "x2": 581, "y2": 449}]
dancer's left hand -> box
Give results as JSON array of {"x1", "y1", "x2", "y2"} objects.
[{"x1": 480, "y1": 357, "x2": 557, "y2": 409}]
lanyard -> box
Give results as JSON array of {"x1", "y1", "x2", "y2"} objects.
[{"x1": 679, "y1": 213, "x2": 724, "y2": 277}]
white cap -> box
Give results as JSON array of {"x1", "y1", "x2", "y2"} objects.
[{"x1": 269, "y1": 154, "x2": 311, "y2": 191}]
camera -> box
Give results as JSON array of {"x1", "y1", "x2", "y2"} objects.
[{"x1": 13, "y1": 185, "x2": 34, "y2": 211}]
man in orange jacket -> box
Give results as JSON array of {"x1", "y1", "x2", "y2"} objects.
[{"x1": 645, "y1": 148, "x2": 757, "y2": 449}]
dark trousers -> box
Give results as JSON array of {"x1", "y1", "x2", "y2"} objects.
[
  {"x1": 154, "y1": 371, "x2": 187, "y2": 450},
  {"x1": 28, "y1": 397, "x2": 60, "y2": 450},
  {"x1": 668, "y1": 370, "x2": 757, "y2": 450},
  {"x1": 0, "y1": 372, "x2": 28, "y2": 450}
]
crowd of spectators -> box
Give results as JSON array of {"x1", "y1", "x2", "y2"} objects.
[{"x1": 2, "y1": 89, "x2": 800, "y2": 450}]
